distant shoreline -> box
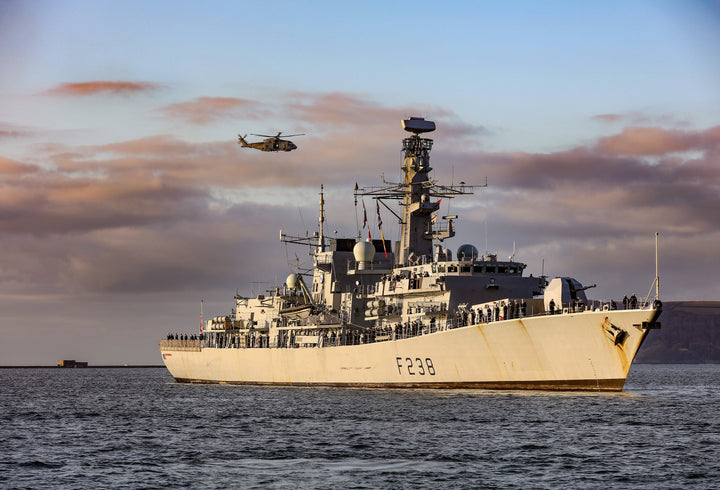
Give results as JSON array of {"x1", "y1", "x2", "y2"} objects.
[{"x1": 0, "y1": 365, "x2": 166, "y2": 369}]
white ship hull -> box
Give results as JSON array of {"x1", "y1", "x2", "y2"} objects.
[{"x1": 160, "y1": 308, "x2": 657, "y2": 391}]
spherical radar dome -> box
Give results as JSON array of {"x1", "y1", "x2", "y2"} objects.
[
  {"x1": 457, "y1": 244, "x2": 479, "y2": 261},
  {"x1": 353, "y1": 240, "x2": 376, "y2": 263},
  {"x1": 286, "y1": 273, "x2": 298, "y2": 289}
]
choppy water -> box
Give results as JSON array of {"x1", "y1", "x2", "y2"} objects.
[{"x1": 1, "y1": 364, "x2": 718, "y2": 488}]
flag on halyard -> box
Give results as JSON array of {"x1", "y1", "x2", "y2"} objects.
[
  {"x1": 376, "y1": 200, "x2": 388, "y2": 258},
  {"x1": 362, "y1": 199, "x2": 367, "y2": 229}
]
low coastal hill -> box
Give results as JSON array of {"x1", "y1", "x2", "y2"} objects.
[{"x1": 635, "y1": 301, "x2": 720, "y2": 364}]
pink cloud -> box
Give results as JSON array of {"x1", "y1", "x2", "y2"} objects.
[
  {"x1": 596, "y1": 126, "x2": 720, "y2": 155},
  {"x1": 591, "y1": 113, "x2": 691, "y2": 128},
  {"x1": 284, "y1": 92, "x2": 459, "y2": 130},
  {"x1": 159, "y1": 96, "x2": 268, "y2": 124},
  {"x1": 0, "y1": 156, "x2": 38, "y2": 175},
  {"x1": 2, "y1": 92, "x2": 719, "y2": 303},
  {"x1": 43, "y1": 81, "x2": 162, "y2": 96},
  {"x1": 0, "y1": 122, "x2": 34, "y2": 139},
  {"x1": 592, "y1": 114, "x2": 624, "y2": 123}
]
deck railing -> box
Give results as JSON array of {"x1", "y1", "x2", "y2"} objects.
[{"x1": 160, "y1": 301, "x2": 658, "y2": 351}]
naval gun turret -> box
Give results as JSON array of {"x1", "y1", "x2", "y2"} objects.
[{"x1": 544, "y1": 277, "x2": 597, "y2": 311}]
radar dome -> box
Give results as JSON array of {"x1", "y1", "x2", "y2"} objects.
[
  {"x1": 353, "y1": 240, "x2": 376, "y2": 263},
  {"x1": 457, "y1": 244, "x2": 479, "y2": 261},
  {"x1": 353, "y1": 240, "x2": 376, "y2": 270},
  {"x1": 286, "y1": 273, "x2": 298, "y2": 289}
]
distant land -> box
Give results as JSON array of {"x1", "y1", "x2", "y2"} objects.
[{"x1": 635, "y1": 301, "x2": 720, "y2": 364}]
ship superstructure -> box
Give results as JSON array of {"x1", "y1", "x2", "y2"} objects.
[{"x1": 159, "y1": 117, "x2": 661, "y2": 391}]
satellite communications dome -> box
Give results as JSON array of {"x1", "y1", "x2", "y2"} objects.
[
  {"x1": 286, "y1": 273, "x2": 298, "y2": 289},
  {"x1": 457, "y1": 244, "x2": 479, "y2": 261},
  {"x1": 353, "y1": 240, "x2": 376, "y2": 270}
]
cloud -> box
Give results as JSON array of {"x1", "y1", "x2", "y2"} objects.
[
  {"x1": 592, "y1": 113, "x2": 624, "y2": 123},
  {"x1": 159, "y1": 96, "x2": 268, "y2": 124},
  {"x1": 591, "y1": 112, "x2": 691, "y2": 127},
  {"x1": 284, "y1": 92, "x2": 399, "y2": 128},
  {"x1": 42, "y1": 81, "x2": 162, "y2": 96},
  {"x1": 0, "y1": 122, "x2": 33, "y2": 139},
  {"x1": 1, "y1": 92, "x2": 718, "y2": 303},
  {"x1": 443, "y1": 124, "x2": 720, "y2": 259},
  {"x1": 596, "y1": 125, "x2": 720, "y2": 155},
  {"x1": 0, "y1": 156, "x2": 38, "y2": 175},
  {"x1": 283, "y1": 91, "x2": 475, "y2": 136}
]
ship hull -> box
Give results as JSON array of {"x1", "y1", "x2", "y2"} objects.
[{"x1": 160, "y1": 308, "x2": 658, "y2": 391}]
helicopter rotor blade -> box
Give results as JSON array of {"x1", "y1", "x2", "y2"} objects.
[{"x1": 250, "y1": 132, "x2": 305, "y2": 138}]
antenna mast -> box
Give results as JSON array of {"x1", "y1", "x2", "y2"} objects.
[
  {"x1": 200, "y1": 299, "x2": 204, "y2": 334},
  {"x1": 318, "y1": 185, "x2": 326, "y2": 252},
  {"x1": 354, "y1": 117, "x2": 484, "y2": 266},
  {"x1": 655, "y1": 232, "x2": 660, "y2": 300}
]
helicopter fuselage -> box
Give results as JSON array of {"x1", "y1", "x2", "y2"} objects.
[{"x1": 239, "y1": 134, "x2": 300, "y2": 152}]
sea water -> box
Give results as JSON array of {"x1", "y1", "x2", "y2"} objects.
[{"x1": 1, "y1": 364, "x2": 718, "y2": 489}]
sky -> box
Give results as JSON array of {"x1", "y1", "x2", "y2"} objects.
[{"x1": 1, "y1": 0, "x2": 719, "y2": 365}]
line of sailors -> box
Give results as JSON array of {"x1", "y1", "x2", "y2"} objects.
[
  {"x1": 168, "y1": 291, "x2": 656, "y2": 349},
  {"x1": 191, "y1": 319, "x2": 445, "y2": 350},
  {"x1": 457, "y1": 299, "x2": 528, "y2": 326},
  {"x1": 385, "y1": 270, "x2": 431, "y2": 291},
  {"x1": 166, "y1": 333, "x2": 202, "y2": 341},
  {"x1": 547, "y1": 293, "x2": 640, "y2": 315}
]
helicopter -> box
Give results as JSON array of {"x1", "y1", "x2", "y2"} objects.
[{"x1": 238, "y1": 132, "x2": 304, "y2": 152}]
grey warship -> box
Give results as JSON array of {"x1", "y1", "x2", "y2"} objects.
[{"x1": 159, "y1": 117, "x2": 661, "y2": 390}]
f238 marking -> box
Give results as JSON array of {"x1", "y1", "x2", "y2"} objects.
[{"x1": 396, "y1": 357, "x2": 436, "y2": 376}]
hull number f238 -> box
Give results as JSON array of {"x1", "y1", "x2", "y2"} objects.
[{"x1": 396, "y1": 357, "x2": 436, "y2": 376}]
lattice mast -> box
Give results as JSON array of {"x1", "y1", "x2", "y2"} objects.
[
  {"x1": 397, "y1": 119, "x2": 440, "y2": 265},
  {"x1": 354, "y1": 117, "x2": 484, "y2": 267}
]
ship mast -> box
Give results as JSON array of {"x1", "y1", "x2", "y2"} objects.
[
  {"x1": 355, "y1": 117, "x2": 484, "y2": 266},
  {"x1": 655, "y1": 231, "x2": 660, "y2": 300},
  {"x1": 279, "y1": 185, "x2": 328, "y2": 255},
  {"x1": 397, "y1": 119, "x2": 439, "y2": 264},
  {"x1": 318, "y1": 185, "x2": 326, "y2": 252}
]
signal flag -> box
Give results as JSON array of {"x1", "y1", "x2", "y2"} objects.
[
  {"x1": 376, "y1": 201, "x2": 388, "y2": 258},
  {"x1": 362, "y1": 199, "x2": 367, "y2": 229}
]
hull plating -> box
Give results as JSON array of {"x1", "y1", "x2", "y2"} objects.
[{"x1": 160, "y1": 309, "x2": 656, "y2": 391}]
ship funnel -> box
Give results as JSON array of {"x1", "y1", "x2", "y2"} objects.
[{"x1": 353, "y1": 240, "x2": 376, "y2": 270}]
